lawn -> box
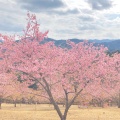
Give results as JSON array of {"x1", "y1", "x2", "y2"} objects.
[{"x1": 0, "y1": 103, "x2": 120, "y2": 120}]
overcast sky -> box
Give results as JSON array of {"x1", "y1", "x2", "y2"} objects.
[{"x1": 0, "y1": 0, "x2": 120, "y2": 40}]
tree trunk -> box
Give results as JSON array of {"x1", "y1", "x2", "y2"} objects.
[
  {"x1": 0, "y1": 102, "x2": 1, "y2": 109},
  {"x1": 118, "y1": 90, "x2": 120, "y2": 108},
  {"x1": 42, "y1": 78, "x2": 85, "y2": 120},
  {"x1": 61, "y1": 116, "x2": 66, "y2": 120},
  {"x1": 0, "y1": 98, "x2": 2, "y2": 109},
  {"x1": 61, "y1": 114, "x2": 67, "y2": 120},
  {"x1": 61, "y1": 109, "x2": 68, "y2": 120},
  {"x1": 97, "y1": 99, "x2": 103, "y2": 108},
  {"x1": 14, "y1": 101, "x2": 17, "y2": 107},
  {"x1": 43, "y1": 78, "x2": 63, "y2": 119},
  {"x1": 100, "y1": 101, "x2": 104, "y2": 108},
  {"x1": 35, "y1": 102, "x2": 37, "y2": 110}
]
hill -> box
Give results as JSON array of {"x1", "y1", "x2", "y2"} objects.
[{"x1": 43, "y1": 38, "x2": 120, "y2": 52}]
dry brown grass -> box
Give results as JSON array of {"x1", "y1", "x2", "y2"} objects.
[{"x1": 0, "y1": 103, "x2": 120, "y2": 120}]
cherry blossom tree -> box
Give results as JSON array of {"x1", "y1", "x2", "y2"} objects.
[
  {"x1": 111, "y1": 53, "x2": 120, "y2": 108},
  {"x1": 0, "y1": 13, "x2": 120, "y2": 120},
  {"x1": 9, "y1": 79, "x2": 32, "y2": 107},
  {"x1": 0, "y1": 73, "x2": 17, "y2": 109}
]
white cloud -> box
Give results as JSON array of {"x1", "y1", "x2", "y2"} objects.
[{"x1": 0, "y1": 0, "x2": 120, "y2": 39}]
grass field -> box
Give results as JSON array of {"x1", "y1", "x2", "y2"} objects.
[{"x1": 0, "y1": 103, "x2": 120, "y2": 120}]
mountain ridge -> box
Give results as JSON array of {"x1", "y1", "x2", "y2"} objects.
[{"x1": 43, "y1": 38, "x2": 120, "y2": 52}]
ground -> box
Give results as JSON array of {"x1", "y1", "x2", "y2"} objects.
[{"x1": 0, "y1": 103, "x2": 120, "y2": 120}]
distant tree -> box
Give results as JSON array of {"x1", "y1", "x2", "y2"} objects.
[{"x1": 0, "y1": 73, "x2": 16, "y2": 109}]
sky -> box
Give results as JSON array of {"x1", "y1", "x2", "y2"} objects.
[{"x1": 0, "y1": 0, "x2": 120, "y2": 40}]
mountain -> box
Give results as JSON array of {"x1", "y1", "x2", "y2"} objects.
[
  {"x1": 43, "y1": 38, "x2": 120, "y2": 52},
  {"x1": 1, "y1": 38, "x2": 120, "y2": 52},
  {"x1": 90, "y1": 40, "x2": 120, "y2": 52}
]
